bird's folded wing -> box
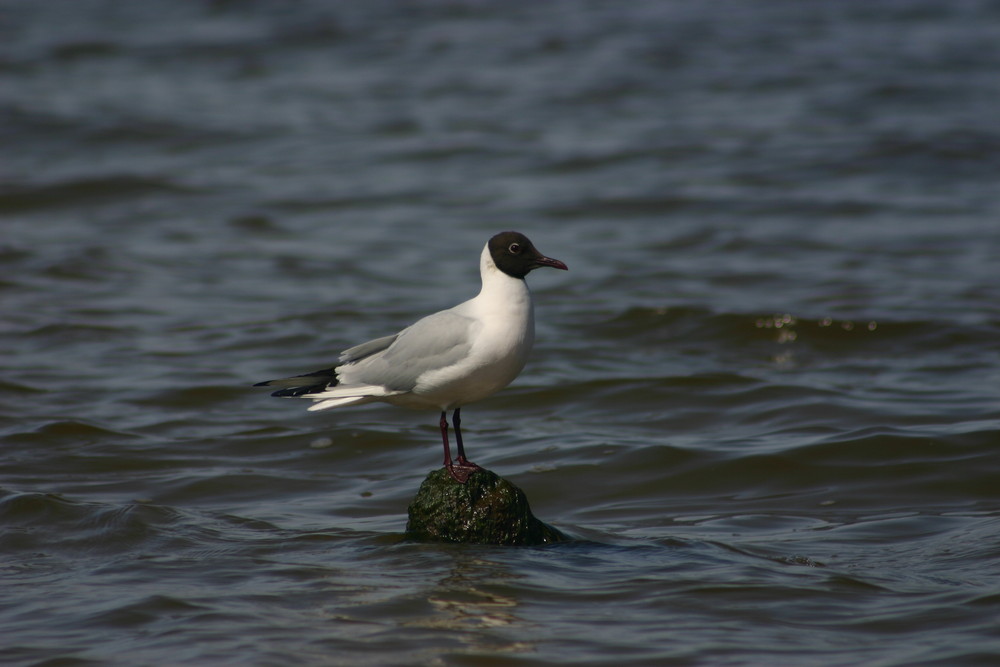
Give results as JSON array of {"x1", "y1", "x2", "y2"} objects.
[
  {"x1": 339, "y1": 309, "x2": 477, "y2": 392},
  {"x1": 338, "y1": 334, "x2": 398, "y2": 364},
  {"x1": 255, "y1": 335, "x2": 399, "y2": 392}
]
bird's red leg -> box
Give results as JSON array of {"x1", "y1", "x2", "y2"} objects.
[
  {"x1": 440, "y1": 411, "x2": 453, "y2": 468},
  {"x1": 448, "y1": 408, "x2": 481, "y2": 483}
]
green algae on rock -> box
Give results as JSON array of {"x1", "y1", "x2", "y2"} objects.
[{"x1": 406, "y1": 468, "x2": 568, "y2": 546}]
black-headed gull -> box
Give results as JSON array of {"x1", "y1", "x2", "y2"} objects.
[{"x1": 255, "y1": 231, "x2": 568, "y2": 483}]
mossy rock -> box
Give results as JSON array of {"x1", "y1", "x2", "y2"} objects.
[{"x1": 406, "y1": 468, "x2": 568, "y2": 546}]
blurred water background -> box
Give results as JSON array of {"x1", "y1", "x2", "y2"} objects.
[{"x1": 3, "y1": 1, "x2": 1000, "y2": 665}]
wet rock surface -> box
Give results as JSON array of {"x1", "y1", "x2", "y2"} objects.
[{"x1": 406, "y1": 468, "x2": 568, "y2": 546}]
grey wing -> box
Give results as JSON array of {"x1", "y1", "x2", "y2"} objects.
[
  {"x1": 255, "y1": 333, "x2": 398, "y2": 394},
  {"x1": 339, "y1": 333, "x2": 398, "y2": 364},
  {"x1": 339, "y1": 310, "x2": 476, "y2": 392}
]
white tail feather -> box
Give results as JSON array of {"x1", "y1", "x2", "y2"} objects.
[
  {"x1": 307, "y1": 396, "x2": 374, "y2": 411},
  {"x1": 304, "y1": 384, "x2": 401, "y2": 412}
]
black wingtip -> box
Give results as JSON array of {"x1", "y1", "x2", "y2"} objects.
[
  {"x1": 254, "y1": 368, "x2": 339, "y2": 393},
  {"x1": 270, "y1": 383, "x2": 328, "y2": 398}
]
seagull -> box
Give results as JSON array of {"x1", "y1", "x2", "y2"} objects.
[{"x1": 255, "y1": 231, "x2": 568, "y2": 483}]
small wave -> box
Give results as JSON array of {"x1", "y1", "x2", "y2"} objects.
[
  {"x1": 0, "y1": 490, "x2": 87, "y2": 523},
  {"x1": 152, "y1": 471, "x2": 333, "y2": 507},
  {"x1": 865, "y1": 128, "x2": 1000, "y2": 164},
  {"x1": 556, "y1": 426, "x2": 1000, "y2": 516},
  {"x1": 387, "y1": 142, "x2": 503, "y2": 163},
  {"x1": 130, "y1": 385, "x2": 250, "y2": 410},
  {"x1": 0, "y1": 243, "x2": 32, "y2": 264},
  {"x1": 26, "y1": 321, "x2": 134, "y2": 342},
  {"x1": 0, "y1": 175, "x2": 199, "y2": 213},
  {"x1": 4, "y1": 419, "x2": 136, "y2": 447},
  {"x1": 0, "y1": 492, "x2": 179, "y2": 556},
  {"x1": 265, "y1": 190, "x2": 429, "y2": 213},
  {"x1": 544, "y1": 194, "x2": 707, "y2": 219},
  {"x1": 0, "y1": 379, "x2": 46, "y2": 395},
  {"x1": 49, "y1": 40, "x2": 121, "y2": 61},
  {"x1": 85, "y1": 594, "x2": 208, "y2": 630},
  {"x1": 596, "y1": 306, "x2": 999, "y2": 354}
]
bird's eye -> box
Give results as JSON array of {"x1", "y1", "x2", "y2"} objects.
[{"x1": 508, "y1": 243, "x2": 521, "y2": 254}]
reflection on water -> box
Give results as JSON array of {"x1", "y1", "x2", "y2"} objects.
[{"x1": 420, "y1": 558, "x2": 529, "y2": 654}]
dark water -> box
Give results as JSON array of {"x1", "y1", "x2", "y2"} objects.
[{"x1": 3, "y1": 1, "x2": 1000, "y2": 664}]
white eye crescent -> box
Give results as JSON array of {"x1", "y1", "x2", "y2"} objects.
[{"x1": 508, "y1": 243, "x2": 521, "y2": 254}]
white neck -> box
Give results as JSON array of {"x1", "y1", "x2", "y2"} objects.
[
  {"x1": 477, "y1": 242, "x2": 533, "y2": 301},
  {"x1": 479, "y1": 243, "x2": 530, "y2": 294}
]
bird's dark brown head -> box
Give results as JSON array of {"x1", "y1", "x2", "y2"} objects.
[{"x1": 488, "y1": 231, "x2": 568, "y2": 279}]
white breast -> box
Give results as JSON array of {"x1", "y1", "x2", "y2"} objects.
[{"x1": 397, "y1": 244, "x2": 536, "y2": 410}]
